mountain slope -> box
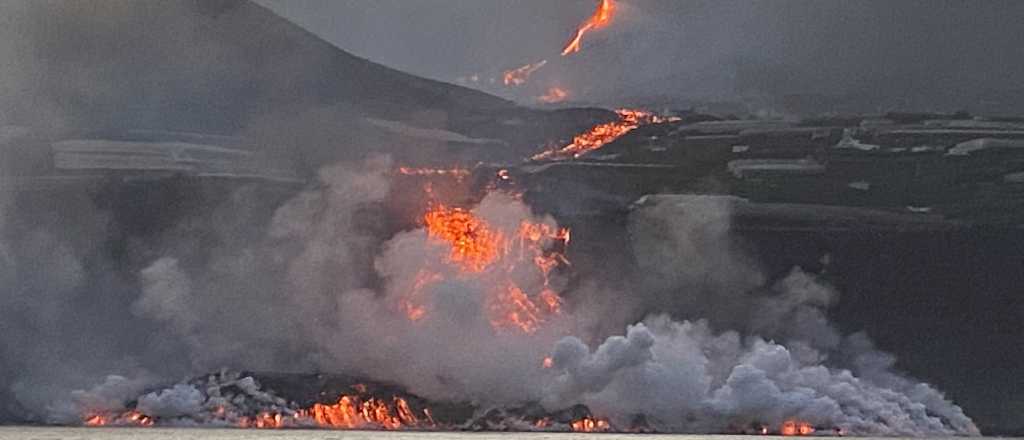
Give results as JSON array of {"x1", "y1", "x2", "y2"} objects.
[{"x1": 4, "y1": 0, "x2": 518, "y2": 132}]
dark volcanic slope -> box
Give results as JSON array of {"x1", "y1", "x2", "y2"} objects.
[
  {"x1": 5, "y1": 0, "x2": 512, "y2": 133},
  {"x1": 2, "y1": 0, "x2": 609, "y2": 169}
]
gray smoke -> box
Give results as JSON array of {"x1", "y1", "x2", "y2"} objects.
[
  {"x1": 133, "y1": 258, "x2": 197, "y2": 344},
  {"x1": 537, "y1": 196, "x2": 976, "y2": 435},
  {"x1": 307, "y1": 190, "x2": 569, "y2": 405},
  {"x1": 0, "y1": 152, "x2": 979, "y2": 434},
  {"x1": 136, "y1": 385, "x2": 205, "y2": 419},
  {"x1": 0, "y1": 0, "x2": 983, "y2": 434},
  {"x1": 46, "y1": 375, "x2": 151, "y2": 424}
]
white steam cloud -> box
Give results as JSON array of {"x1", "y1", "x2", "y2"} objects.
[
  {"x1": 152, "y1": 163, "x2": 986, "y2": 433},
  {"x1": 0, "y1": 146, "x2": 979, "y2": 435}
]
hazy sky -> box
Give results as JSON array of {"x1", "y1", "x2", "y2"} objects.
[{"x1": 258, "y1": 0, "x2": 1024, "y2": 107}]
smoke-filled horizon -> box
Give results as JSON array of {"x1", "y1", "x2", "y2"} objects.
[
  {"x1": 260, "y1": 0, "x2": 1024, "y2": 112},
  {"x1": 20, "y1": 160, "x2": 979, "y2": 435}
]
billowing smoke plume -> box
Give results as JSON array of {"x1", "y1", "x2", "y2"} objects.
[
  {"x1": 538, "y1": 196, "x2": 977, "y2": 435},
  {"x1": 0, "y1": 153, "x2": 978, "y2": 435}
]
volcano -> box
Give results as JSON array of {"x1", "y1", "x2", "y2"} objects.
[
  {"x1": 0, "y1": 0, "x2": 1021, "y2": 436},
  {"x1": 1, "y1": 0, "x2": 613, "y2": 173}
]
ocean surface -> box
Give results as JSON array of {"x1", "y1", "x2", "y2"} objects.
[{"x1": 0, "y1": 428, "x2": 1008, "y2": 440}]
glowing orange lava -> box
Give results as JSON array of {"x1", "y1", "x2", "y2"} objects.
[
  {"x1": 537, "y1": 87, "x2": 569, "y2": 104},
  {"x1": 286, "y1": 395, "x2": 433, "y2": 430},
  {"x1": 405, "y1": 199, "x2": 571, "y2": 333},
  {"x1": 571, "y1": 416, "x2": 611, "y2": 432},
  {"x1": 504, "y1": 60, "x2": 548, "y2": 86},
  {"x1": 84, "y1": 415, "x2": 107, "y2": 426},
  {"x1": 532, "y1": 108, "x2": 677, "y2": 161},
  {"x1": 83, "y1": 410, "x2": 154, "y2": 427},
  {"x1": 84, "y1": 389, "x2": 433, "y2": 431},
  {"x1": 781, "y1": 420, "x2": 816, "y2": 436},
  {"x1": 562, "y1": 0, "x2": 616, "y2": 56},
  {"x1": 424, "y1": 205, "x2": 505, "y2": 273}
]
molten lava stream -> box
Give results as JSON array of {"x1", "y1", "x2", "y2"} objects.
[
  {"x1": 562, "y1": 0, "x2": 616, "y2": 56},
  {"x1": 532, "y1": 108, "x2": 677, "y2": 161},
  {"x1": 235, "y1": 394, "x2": 435, "y2": 430},
  {"x1": 504, "y1": 60, "x2": 547, "y2": 87}
]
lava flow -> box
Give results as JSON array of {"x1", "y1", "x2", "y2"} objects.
[
  {"x1": 402, "y1": 198, "x2": 570, "y2": 333},
  {"x1": 562, "y1": 0, "x2": 616, "y2": 56},
  {"x1": 244, "y1": 395, "x2": 435, "y2": 430},
  {"x1": 571, "y1": 416, "x2": 612, "y2": 432},
  {"x1": 504, "y1": 60, "x2": 548, "y2": 86},
  {"x1": 537, "y1": 87, "x2": 569, "y2": 104},
  {"x1": 532, "y1": 108, "x2": 678, "y2": 161},
  {"x1": 781, "y1": 420, "x2": 816, "y2": 436},
  {"x1": 86, "y1": 392, "x2": 434, "y2": 431},
  {"x1": 83, "y1": 410, "x2": 154, "y2": 427}
]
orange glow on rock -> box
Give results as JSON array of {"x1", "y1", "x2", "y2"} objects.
[
  {"x1": 571, "y1": 416, "x2": 611, "y2": 432},
  {"x1": 82, "y1": 410, "x2": 153, "y2": 427},
  {"x1": 84, "y1": 415, "x2": 108, "y2": 426},
  {"x1": 781, "y1": 420, "x2": 815, "y2": 436}
]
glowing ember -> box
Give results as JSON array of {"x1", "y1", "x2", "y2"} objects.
[
  {"x1": 503, "y1": 60, "x2": 548, "y2": 86},
  {"x1": 532, "y1": 108, "x2": 677, "y2": 161},
  {"x1": 83, "y1": 385, "x2": 433, "y2": 432},
  {"x1": 83, "y1": 410, "x2": 154, "y2": 427},
  {"x1": 84, "y1": 415, "x2": 107, "y2": 426},
  {"x1": 287, "y1": 395, "x2": 433, "y2": 430},
  {"x1": 404, "y1": 198, "x2": 570, "y2": 333},
  {"x1": 489, "y1": 285, "x2": 544, "y2": 333},
  {"x1": 423, "y1": 205, "x2": 505, "y2": 273},
  {"x1": 781, "y1": 420, "x2": 816, "y2": 436},
  {"x1": 124, "y1": 411, "x2": 155, "y2": 427},
  {"x1": 537, "y1": 87, "x2": 569, "y2": 104},
  {"x1": 239, "y1": 412, "x2": 285, "y2": 429},
  {"x1": 562, "y1": 0, "x2": 616, "y2": 56},
  {"x1": 571, "y1": 416, "x2": 611, "y2": 432}
]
